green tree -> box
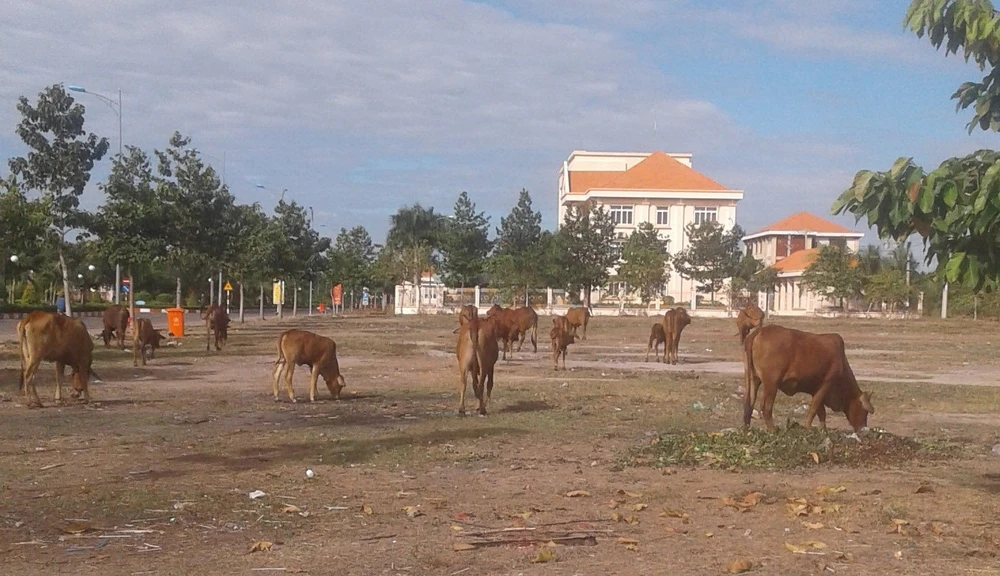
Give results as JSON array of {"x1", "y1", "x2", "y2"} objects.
[
  {"x1": 8, "y1": 84, "x2": 110, "y2": 315},
  {"x1": 673, "y1": 221, "x2": 744, "y2": 303},
  {"x1": 836, "y1": 2, "x2": 1000, "y2": 292},
  {"x1": 616, "y1": 222, "x2": 670, "y2": 304},
  {"x1": 0, "y1": 180, "x2": 51, "y2": 302},
  {"x1": 801, "y1": 246, "x2": 865, "y2": 310},
  {"x1": 865, "y1": 268, "x2": 913, "y2": 313},
  {"x1": 439, "y1": 191, "x2": 491, "y2": 290},
  {"x1": 91, "y1": 146, "x2": 168, "y2": 320},
  {"x1": 387, "y1": 203, "x2": 445, "y2": 311},
  {"x1": 728, "y1": 253, "x2": 778, "y2": 309},
  {"x1": 556, "y1": 200, "x2": 617, "y2": 308},
  {"x1": 490, "y1": 189, "x2": 543, "y2": 302},
  {"x1": 273, "y1": 199, "x2": 331, "y2": 315},
  {"x1": 227, "y1": 202, "x2": 276, "y2": 321},
  {"x1": 329, "y1": 226, "x2": 376, "y2": 298}
]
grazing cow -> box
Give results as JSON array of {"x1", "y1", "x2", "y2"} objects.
[
  {"x1": 565, "y1": 306, "x2": 591, "y2": 340},
  {"x1": 743, "y1": 324, "x2": 875, "y2": 432},
  {"x1": 17, "y1": 311, "x2": 96, "y2": 408},
  {"x1": 485, "y1": 305, "x2": 521, "y2": 360},
  {"x1": 100, "y1": 304, "x2": 130, "y2": 349},
  {"x1": 549, "y1": 325, "x2": 577, "y2": 370},
  {"x1": 272, "y1": 329, "x2": 347, "y2": 403},
  {"x1": 202, "y1": 305, "x2": 230, "y2": 352},
  {"x1": 661, "y1": 307, "x2": 691, "y2": 365},
  {"x1": 132, "y1": 317, "x2": 167, "y2": 366},
  {"x1": 645, "y1": 322, "x2": 666, "y2": 362},
  {"x1": 735, "y1": 302, "x2": 765, "y2": 344}
]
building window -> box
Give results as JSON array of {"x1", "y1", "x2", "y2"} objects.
[
  {"x1": 655, "y1": 207, "x2": 670, "y2": 226},
  {"x1": 610, "y1": 241, "x2": 623, "y2": 260},
  {"x1": 694, "y1": 206, "x2": 717, "y2": 225},
  {"x1": 609, "y1": 205, "x2": 634, "y2": 225}
]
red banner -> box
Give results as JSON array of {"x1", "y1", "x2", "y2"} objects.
[{"x1": 332, "y1": 284, "x2": 343, "y2": 306}]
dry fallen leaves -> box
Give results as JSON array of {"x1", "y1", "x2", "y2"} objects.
[
  {"x1": 810, "y1": 452, "x2": 821, "y2": 464},
  {"x1": 632, "y1": 503, "x2": 648, "y2": 512},
  {"x1": 660, "y1": 508, "x2": 689, "y2": 520},
  {"x1": 530, "y1": 548, "x2": 555, "y2": 563},
  {"x1": 247, "y1": 540, "x2": 273, "y2": 553},
  {"x1": 281, "y1": 505, "x2": 301, "y2": 514},
  {"x1": 816, "y1": 485, "x2": 847, "y2": 495},
  {"x1": 453, "y1": 543, "x2": 477, "y2": 551},
  {"x1": 617, "y1": 489, "x2": 643, "y2": 498},
  {"x1": 726, "y1": 559, "x2": 754, "y2": 574},
  {"x1": 361, "y1": 504, "x2": 373, "y2": 515},
  {"x1": 61, "y1": 522, "x2": 91, "y2": 535},
  {"x1": 802, "y1": 522, "x2": 825, "y2": 530},
  {"x1": 723, "y1": 492, "x2": 763, "y2": 512},
  {"x1": 450, "y1": 525, "x2": 463, "y2": 532},
  {"x1": 784, "y1": 541, "x2": 826, "y2": 553},
  {"x1": 564, "y1": 490, "x2": 591, "y2": 498},
  {"x1": 403, "y1": 506, "x2": 423, "y2": 519},
  {"x1": 915, "y1": 484, "x2": 935, "y2": 494}
]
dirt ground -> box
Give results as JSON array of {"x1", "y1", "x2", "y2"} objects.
[{"x1": 1, "y1": 312, "x2": 1000, "y2": 576}]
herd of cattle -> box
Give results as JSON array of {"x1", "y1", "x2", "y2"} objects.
[{"x1": 11, "y1": 299, "x2": 876, "y2": 434}]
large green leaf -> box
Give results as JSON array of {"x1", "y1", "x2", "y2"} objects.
[
  {"x1": 917, "y1": 183, "x2": 936, "y2": 213},
  {"x1": 945, "y1": 251, "x2": 966, "y2": 282}
]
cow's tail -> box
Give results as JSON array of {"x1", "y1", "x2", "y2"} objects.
[
  {"x1": 274, "y1": 331, "x2": 287, "y2": 367},
  {"x1": 742, "y1": 329, "x2": 759, "y2": 428},
  {"x1": 530, "y1": 315, "x2": 537, "y2": 350}
]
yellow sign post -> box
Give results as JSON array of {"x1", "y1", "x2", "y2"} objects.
[{"x1": 223, "y1": 281, "x2": 233, "y2": 292}]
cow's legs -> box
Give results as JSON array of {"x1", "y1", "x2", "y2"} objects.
[
  {"x1": 516, "y1": 329, "x2": 526, "y2": 352},
  {"x1": 271, "y1": 360, "x2": 285, "y2": 401},
  {"x1": 284, "y1": 363, "x2": 298, "y2": 403},
  {"x1": 54, "y1": 362, "x2": 65, "y2": 402},
  {"x1": 22, "y1": 358, "x2": 43, "y2": 408},
  {"x1": 815, "y1": 403, "x2": 828, "y2": 431},
  {"x1": 805, "y1": 382, "x2": 833, "y2": 430},
  {"x1": 458, "y1": 365, "x2": 468, "y2": 416},
  {"x1": 761, "y1": 387, "x2": 778, "y2": 432},
  {"x1": 581, "y1": 320, "x2": 587, "y2": 341},
  {"x1": 560, "y1": 348, "x2": 567, "y2": 370},
  {"x1": 308, "y1": 364, "x2": 322, "y2": 403}
]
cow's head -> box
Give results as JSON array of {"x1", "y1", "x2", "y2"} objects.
[
  {"x1": 152, "y1": 330, "x2": 167, "y2": 349},
  {"x1": 847, "y1": 390, "x2": 875, "y2": 431},
  {"x1": 486, "y1": 304, "x2": 502, "y2": 318},
  {"x1": 324, "y1": 374, "x2": 346, "y2": 399},
  {"x1": 675, "y1": 307, "x2": 692, "y2": 329}
]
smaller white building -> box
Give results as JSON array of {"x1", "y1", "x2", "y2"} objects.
[{"x1": 743, "y1": 212, "x2": 864, "y2": 314}]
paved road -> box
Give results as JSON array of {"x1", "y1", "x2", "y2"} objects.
[{"x1": 0, "y1": 308, "x2": 311, "y2": 340}]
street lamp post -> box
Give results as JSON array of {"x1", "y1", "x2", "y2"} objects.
[{"x1": 68, "y1": 84, "x2": 124, "y2": 304}]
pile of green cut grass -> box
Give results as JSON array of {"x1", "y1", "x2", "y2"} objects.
[{"x1": 622, "y1": 423, "x2": 966, "y2": 471}]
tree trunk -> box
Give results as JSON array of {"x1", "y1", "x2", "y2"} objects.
[
  {"x1": 277, "y1": 280, "x2": 283, "y2": 319},
  {"x1": 584, "y1": 285, "x2": 592, "y2": 309},
  {"x1": 414, "y1": 272, "x2": 421, "y2": 314},
  {"x1": 175, "y1": 277, "x2": 182, "y2": 308},
  {"x1": 239, "y1": 282, "x2": 245, "y2": 323},
  {"x1": 259, "y1": 283, "x2": 264, "y2": 320},
  {"x1": 128, "y1": 266, "x2": 135, "y2": 338},
  {"x1": 58, "y1": 240, "x2": 73, "y2": 317},
  {"x1": 293, "y1": 282, "x2": 298, "y2": 317}
]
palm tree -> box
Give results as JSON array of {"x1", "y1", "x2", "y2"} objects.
[{"x1": 386, "y1": 204, "x2": 445, "y2": 311}]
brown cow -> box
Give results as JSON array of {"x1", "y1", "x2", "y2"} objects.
[
  {"x1": 549, "y1": 325, "x2": 577, "y2": 370},
  {"x1": 17, "y1": 311, "x2": 96, "y2": 408},
  {"x1": 456, "y1": 315, "x2": 486, "y2": 415},
  {"x1": 661, "y1": 307, "x2": 691, "y2": 364},
  {"x1": 452, "y1": 304, "x2": 478, "y2": 334},
  {"x1": 552, "y1": 314, "x2": 571, "y2": 333},
  {"x1": 485, "y1": 305, "x2": 521, "y2": 360},
  {"x1": 645, "y1": 322, "x2": 666, "y2": 362},
  {"x1": 202, "y1": 305, "x2": 230, "y2": 351},
  {"x1": 510, "y1": 306, "x2": 538, "y2": 352},
  {"x1": 272, "y1": 329, "x2": 347, "y2": 403},
  {"x1": 735, "y1": 301, "x2": 765, "y2": 344},
  {"x1": 743, "y1": 324, "x2": 875, "y2": 432},
  {"x1": 100, "y1": 304, "x2": 130, "y2": 349},
  {"x1": 132, "y1": 317, "x2": 167, "y2": 366},
  {"x1": 565, "y1": 306, "x2": 591, "y2": 340}
]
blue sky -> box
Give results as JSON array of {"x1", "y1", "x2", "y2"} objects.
[{"x1": 0, "y1": 0, "x2": 995, "y2": 250}]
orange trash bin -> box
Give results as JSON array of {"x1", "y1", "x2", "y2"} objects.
[
  {"x1": 318, "y1": 302, "x2": 326, "y2": 313},
  {"x1": 167, "y1": 308, "x2": 185, "y2": 338}
]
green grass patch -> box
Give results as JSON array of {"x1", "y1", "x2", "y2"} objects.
[{"x1": 621, "y1": 423, "x2": 967, "y2": 471}]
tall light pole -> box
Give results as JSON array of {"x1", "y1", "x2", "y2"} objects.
[
  {"x1": 68, "y1": 84, "x2": 124, "y2": 304},
  {"x1": 255, "y1": 184, "x2": 288, "y2": 204}
]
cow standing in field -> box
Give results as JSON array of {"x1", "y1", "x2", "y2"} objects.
[
  {"x1": 549, "y1": 324, "x2": 577, "y2": 370},
  {"x1": 735, "y1": 302, "x2": 765, "y2": 344},
  {"x1": 132, "y1": 317, "x2": 167, "y2": 366},
  {"x1": 565, "y1": 306, "x2": 591, "y2": 340},
  {"x1": 485, "y1": 305, "x2": 521, "y2": 360},
  {"x1": 456, "y1": 314, "x2": 500, "y2": 416},
  {"x1": 203, "y1": 305, "x2": 230, "y2": 352},
  {"x1": 645, "y1": 323, "x2": 666, "y2": 362},
  {"x1": 272, "y1": 329, "x2": 347, "y2": 403},
  {"x1": 100, "y1": 304, "x2": 130, "y2": 349},
  {"x1": 452, "y1": 304, "x2": 478, "y2": 334},
  {"x1": 661, "y1": 307, "x2": 691, "y2": 365},
  {"x1": 743, "y1": 324, "x2": 875, "y2": 433},
  {"x1": 17, "y1": 311, "x2": 97, "y2": 408}
]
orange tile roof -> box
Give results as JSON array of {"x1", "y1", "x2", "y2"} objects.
[
  {"x1": 567, "y1": 151, "x2": 730, "y2": 194},
  {"x1": 756, "y1": 212, "x2": 858, "y2": 235},
  {"x1": 772, "y1": 248, "x2": 820, "y2": 273}
]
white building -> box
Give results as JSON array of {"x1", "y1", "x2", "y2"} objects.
[
  {"x1": 557, "y1": 150, "x2": 744, "y2": 306},
  {"x1": 743, "y1": 212, "x2": 864, "y2": 314}
]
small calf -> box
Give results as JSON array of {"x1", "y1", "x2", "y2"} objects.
[
  {"x1": 645, "y1": 323, "x2": 666, "y2": 362},
  {"x1": 272, "y1": 329, "x2": 346, "y2": 403},
  {"x1": 549, "y1": 326, "x2": 577, "y2": 371},
  {"x1": 132, "y1": 317, "x2": 167, "y2": 366}
]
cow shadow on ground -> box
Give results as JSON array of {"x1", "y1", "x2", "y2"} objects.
[
  {"x1": 167, "y1": 426, "x2": 526, "y2": 473},
  {"x1": 976, "y1": 472, "x2": 1000, "y2": 495},
  {"x1": 500, "y1": 400, "x2": 555, "y2": 414}
]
